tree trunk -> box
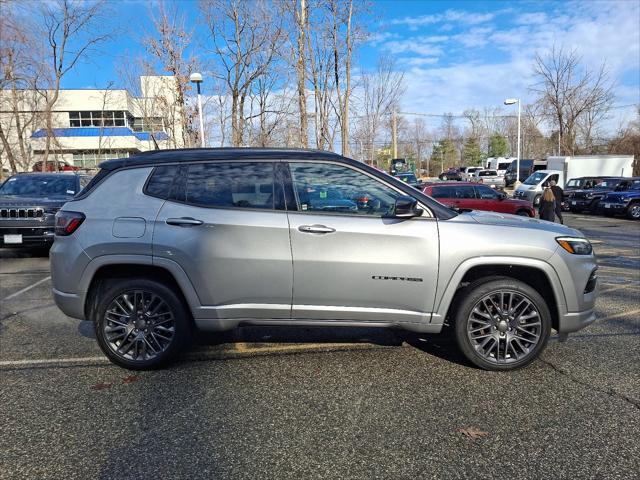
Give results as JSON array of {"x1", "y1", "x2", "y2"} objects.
[{"x1": 296, "y1": 0, "x2": 308, "y2": 148}]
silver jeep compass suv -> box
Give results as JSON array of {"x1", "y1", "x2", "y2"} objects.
[{"x1": 50, "y1": 148, "x2": 598, "y2": 371}]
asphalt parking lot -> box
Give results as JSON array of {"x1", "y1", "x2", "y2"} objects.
[{"x1": 1, "y1": 213, "x2": 638, "y2": 479}]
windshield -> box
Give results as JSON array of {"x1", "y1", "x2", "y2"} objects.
[
  {"x1": 396, "y1": 173, "x2": 417, "y2": 183},
  {"x1": 523, "y1": 171, "x2": 548, "y2": 185},
  {"x1": 566, "y1": 178, "x2": 583, "y2": 188},
  {"x1": 0, "y1": 175, "x2": 78, "y2": 198}
]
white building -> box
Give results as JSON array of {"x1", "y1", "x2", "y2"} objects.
[{"x1": 0, "y1": 76, "x2": 189, "y2": 173}]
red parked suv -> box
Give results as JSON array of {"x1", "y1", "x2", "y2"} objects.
[{"x1": 423, "y1": 182, "x2": 535, "y2": 217}]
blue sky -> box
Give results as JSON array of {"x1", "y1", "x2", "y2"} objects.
[{"x1": 63, "y1": 0, "x2": 639, "y2": 131}]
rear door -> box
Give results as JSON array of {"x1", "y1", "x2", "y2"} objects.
[
  {"x1": 285, "y1": 161, "x2": 439, "y2": 323},
  {"x1": 151, "y1": 161, "x2": 293, "y2": 319},
  {"x1": 474, "y1": 185, "x2": 504, "y2": 212},
  {"x1": 452, "y1": 185, "x2": 478, "y2": 210}
]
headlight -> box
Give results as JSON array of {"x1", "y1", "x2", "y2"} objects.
[{"x1": 556, "y1": 237, "x2": 593, "y2": 255}]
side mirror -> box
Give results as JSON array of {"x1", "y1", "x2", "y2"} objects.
[
  {"x1": 498, "y1": 192, "x2": 506, "y2": 200},
  {"x1": 392, "y1": 195, "x2": 423, "y2": 218}
]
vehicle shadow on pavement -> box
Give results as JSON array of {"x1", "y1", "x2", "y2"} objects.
[
  {"x1": 0, "y1": 248, "x2": 50, "y2": 259},
  {"x1": 399, "y1": 331, "x2": 474, "y2": 368},
  {"x1": 192, "y1": 325, "x2": 406, "y2": 349}
]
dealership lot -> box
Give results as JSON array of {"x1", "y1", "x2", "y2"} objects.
[{"x1": 0, "y1": 213, "x2": 638, "y2": 479}]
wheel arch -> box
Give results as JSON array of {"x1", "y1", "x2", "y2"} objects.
[
  {"x1": 434, "y1": 258, "x2": 566, "y2": 332},
  {"x1": 81, "y1": 256, "x2": 201, "y2": 322}
]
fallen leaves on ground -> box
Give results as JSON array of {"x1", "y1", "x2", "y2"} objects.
[
  {"x1": 90, "y1": 382, "x2": 113, "y2": 391},
  {"x1": 122, "y1": 375, "x2": 141, "y2": 384},
  {"x1": 458, "y1": 427, "x2": 489, "y2": 439}
]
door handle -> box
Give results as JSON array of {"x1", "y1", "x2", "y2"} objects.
[
  {"x1": 298, "y1": 224, "x2": 336, "y2": 234},
  {"x1": 166, "y1": 217, "x2": 204, "y2": 227}
]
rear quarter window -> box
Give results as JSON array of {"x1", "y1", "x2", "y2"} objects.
[{"x1": 145, "y1": 165, "x2": 180, "y2": 199}]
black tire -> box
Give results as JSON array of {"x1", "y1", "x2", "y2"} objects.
[
  {"x1": 93, "y1": 278, "x2": 191, "y2": 370},
  {"x1": 626, "y1": 202, "x2": 640, "y2": 220},
  {"x1": 453, "y1": 277, "x2": 551, "y2": 371},
  {"x1": 516, "y1": 209, "x2": 532, "y2": 217}
]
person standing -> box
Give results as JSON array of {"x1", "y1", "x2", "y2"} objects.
[
  {"x1": 539, "y1": 187, "x2": 556, "y2": 222},
  {"x1": 549, "y1": 179, "x2": 564, "y2": 224}
]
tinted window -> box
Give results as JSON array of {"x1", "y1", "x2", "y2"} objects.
[
  {"x1": 184, "y1": 162, "x2": 275, "y2": 209},
  {"x1": 431, "y1": 186, "x2": 454, "y2": 199},
  {"x1": 0, "y1": 175, "x2": 78, "y2": 198},
  {"x1": 289, "y1": 162, "x2": 402, "y2": 216},
  {"x1": 478, "y1": 170, "x2": 497, "y2": 177},
  {"x1": 476, "y1": 185, "x2": 499, "y2": 199},
  {"x1": 146, "y1": 165, "x2": 179, "y2": 199},
  {"x1": 455, "y1": 186, "x2": 476, "y2": 199}
]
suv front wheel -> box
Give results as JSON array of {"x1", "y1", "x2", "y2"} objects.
[
  {"x1": 453, "y1": 277, "x2": 551, "y2": 371},
  {"x1": 94, "y1": 278, "x2": 190, "y2": 370}
]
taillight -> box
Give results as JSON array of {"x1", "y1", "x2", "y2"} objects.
[
  {"x1": 479, "y1": 178, "x2": 484, "y2": 183},
  {"x1": 55, "y1": 211, "x2": 85, "y2": 236}
]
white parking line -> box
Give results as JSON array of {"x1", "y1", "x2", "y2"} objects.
[
  {"x1": 1, "y1": 276, "x2": 51, "y2": 302},
  {"x1": 0, "y1": 356, "x2": 108, "y2": 368}
]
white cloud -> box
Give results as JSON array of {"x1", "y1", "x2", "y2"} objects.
[
  {"x1": 390, "y1": 9, "x2": 495, "y2": 30},
  {"x1": 390, "y1": 1, "x2": 639, "y2": 134}
]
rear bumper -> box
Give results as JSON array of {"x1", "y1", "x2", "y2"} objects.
[{"x1": 52, "y1": 288, "x2": 86, "y2": 320}]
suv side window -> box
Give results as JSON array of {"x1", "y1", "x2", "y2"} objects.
[
  {"x1": 475, "y1": 185, "x2": 499, "y2": 199},
  {"x1": 146, "y1": 165, "x2": 180, "y2": 199},
  {"x1": 431, "y1": 186, "x2": 454, "y2": 198},
  {"x1": 455, "y1": 186, "x2": 476, "y2": 199},
  {"x1": 184, "y1": 162, "x2": 277, "y2": 210},
  {"x1": 289, "y1": 162, "x2": 402, "y2": 216}
]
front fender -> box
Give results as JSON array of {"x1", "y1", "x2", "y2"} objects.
[{"x1": 430, "y1": 256, "x2": 568, "y2": 326}]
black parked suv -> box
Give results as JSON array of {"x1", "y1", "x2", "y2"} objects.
[
  {"x1": 567, "y1": 177, "x2": 631, "y2": 213},
  {"x1": 0, "y1": 173, "x2": 91, "y2": 248}
]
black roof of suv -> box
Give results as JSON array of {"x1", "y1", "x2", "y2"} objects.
[{"x1": 99, "y1": 148, "x2": 345, "y2": 171}]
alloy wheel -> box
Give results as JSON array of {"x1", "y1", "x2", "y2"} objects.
[
  {"x1": 629, "y1": 204, "x2": 640, "y2": 219},
  {"x1": 103, "y1": 290, "x2": 175, "y2": 362},
  {"x1": 466, "y1": 289, "x2": 542, "y2": 365}
]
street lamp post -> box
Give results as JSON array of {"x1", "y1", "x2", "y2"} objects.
[
  {"x1": 504, "y1": 98, "x2": 521, "y2": 187},
  {"x1": 190, "y1": 72, "x2": 205, "y2": 148}
]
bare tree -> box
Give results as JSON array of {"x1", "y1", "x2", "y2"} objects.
[
  {"x1": 143, "y1": 1, "x2": 197, "y2": 148},
  {"x1": 358, "y1": 56, "x2": 405, "y2": 163},
  {"x1": 532, "y1": 45, "x2": 614, "y2": 155},
  {"x1": 202, "y1": 0, "x2": 285, "y2": 147},
  {"x1": 38, "y1": 0, "x2": 110, "y2": 169},
  {"x1": 293, "y1": 0, "x2": 309, "y2": 147},
  {"x1": 1, "y1": 4, "x2": 47, "y2": 173},
  {"x1": 328, "y1": 0, "x2": 355, "y2": 156},
  {"x1": 306, "y1": 3, "x2": 337, "y2": 150}
]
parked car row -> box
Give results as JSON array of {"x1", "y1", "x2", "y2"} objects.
[{"x1": 562, "y1": 177, "x2": 640, "y2": 219}]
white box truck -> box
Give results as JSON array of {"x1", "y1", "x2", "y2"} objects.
[{"x1": 513, "y1": 155, "x2": 634, "y2": 205}]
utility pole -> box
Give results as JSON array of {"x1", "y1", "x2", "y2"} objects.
[{"x1": 391, "y1": 109, "x2": 397, "y2": 158}]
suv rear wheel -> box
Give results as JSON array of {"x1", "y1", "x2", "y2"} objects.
[
  {"x1": 94, "y1": 278, "x2": 190, "y2": 370},
  {"x1": 453, "y1": 277, "x2": 551, "y2": 371}
]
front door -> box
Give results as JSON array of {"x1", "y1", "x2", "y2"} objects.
[
  {"x1": 286, "y1": 162, "x2": 439, "y2": 324},
  {"x1": 152, "y1": 161, "x2": 293, "y2": 319}
]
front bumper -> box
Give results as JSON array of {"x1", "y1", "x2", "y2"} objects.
[
  {"x1": 567, "y1": 198, "x2": 597, "y2": 211},
  {"x1": 597, "y1": 201, "x2": 626, "y2": 213},
  {"x1": 559, "y1": 309, "x2": 597, "y2": 333},
  {"x1": 0, "y1": 224, "x2": 55, "y2": 247}
]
